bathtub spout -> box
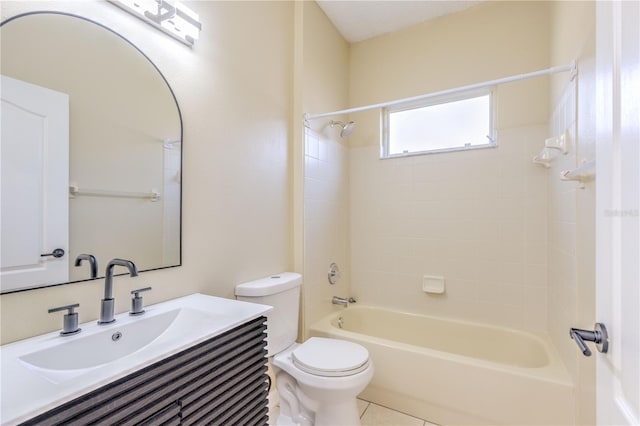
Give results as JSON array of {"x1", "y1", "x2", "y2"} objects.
[{"x1": 332, "y1": 296, "x2": 356, "y2": 307}]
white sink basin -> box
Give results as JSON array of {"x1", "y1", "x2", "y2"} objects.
[
  {"x1": 1, "y1": 293, "x2": 271, "y2": 426},
  {"x1": 19, "y1": 307, "x2": 208, "y2": 373}
]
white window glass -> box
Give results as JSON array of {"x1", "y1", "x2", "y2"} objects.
[{"x1": 383, "y1": 90, "x2": 495, "y2": 157}]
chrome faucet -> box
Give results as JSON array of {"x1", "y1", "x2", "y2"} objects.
[
  {"x1": 332, "y1": 296, "x2": 356, "y2": 307},
  {"x1": 98, "y1": 258, "x2": 138, "y2": 324},
  {"x1": 74, "y1": 254, "x2": 98, "y2": 279}
]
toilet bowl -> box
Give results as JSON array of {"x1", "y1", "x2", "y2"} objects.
[
  {"x1": 235, "y1": 273, "x2": 373, "y2": 426},
  {"x1": 273, "y1": 338, "x2": 374, "y2": 426}
]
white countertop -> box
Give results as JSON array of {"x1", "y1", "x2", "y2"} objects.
[{"x1": 0, "y1": 294, "x2": 271, "y2": 425}]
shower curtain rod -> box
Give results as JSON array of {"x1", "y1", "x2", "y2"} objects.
[{"x1": 304, "y1": 61, "x2": 576, "y2": 121}]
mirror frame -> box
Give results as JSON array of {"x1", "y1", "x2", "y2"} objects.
[{"x1": 0, "y1": 11, "x2": 183, "y2": 294}]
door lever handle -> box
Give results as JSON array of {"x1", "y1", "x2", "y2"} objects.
[
  {"x1": 570, "y1": 323, "x2": 608, "y2": 356},
  {"x1": 41, "y1": 248, "x2": 65, "y2": 258}
]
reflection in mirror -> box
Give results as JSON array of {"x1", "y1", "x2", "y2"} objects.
[{"x1": 0, "y1": 12, "x2": 182, "y2": 293}]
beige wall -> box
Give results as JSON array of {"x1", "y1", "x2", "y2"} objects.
[
  {"x1": 299, "y1": 1, "x2": 351, "y2": 334},
  {"x1": 350, "y1": 125, "x2": 550, "y2": 331},
  {"x1": 548, "y1": 2, "x2": 596, "y2": 425},
  {"x1": 347, "y1": 1, "x2": 552, "y2": 331},
  {"x1": 0, "y1": 0, "x2": 293, "y2": 344},
  {"x1": 348, "y1": 1, "x2": 550, "y2": 149},
  {"x1": 302, "y1": 1, "x2": 350, "y2": 134}
]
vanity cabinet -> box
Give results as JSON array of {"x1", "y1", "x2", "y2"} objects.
[{"x1": 21, "y1": 316, "x2": 269, "y2": 426}]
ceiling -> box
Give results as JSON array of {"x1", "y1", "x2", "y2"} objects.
[{"x1": 315, "y1": 1, "x2": 484, "y2": 43}]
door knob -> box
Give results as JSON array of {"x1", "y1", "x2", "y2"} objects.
[
  {"x1": 570, "y1": 323, "x2": 608, "y2": 356},
  {"x1": 41, "y1": 248, "x2": 65, "y2": 258}
]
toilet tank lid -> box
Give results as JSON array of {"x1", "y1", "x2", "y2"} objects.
[{"x1": 235, "y1": 272, "x2": 302, "y2": 297}]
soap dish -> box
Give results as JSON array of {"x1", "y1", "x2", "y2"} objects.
[{"x1": 423, "y1": 275, "x2": 445, "y2": 294}]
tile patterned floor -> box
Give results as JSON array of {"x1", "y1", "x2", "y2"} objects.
[
  {"x1": 358, "y1": 399, "x2": 439, "y2": 426},
  {"x1": 270, "y1": 398, "x2": 438, "y2": 425}
]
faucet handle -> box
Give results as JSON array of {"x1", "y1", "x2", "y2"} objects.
[
  {"x1": 48, "y1": 303, "x2": 81, "y2": 336},
  {"x1": 130, "y1": 287, "x2": 152, "y2": 316},
  {"x1": 131, "y1": 286, "x2": 152, "y2": 296}
]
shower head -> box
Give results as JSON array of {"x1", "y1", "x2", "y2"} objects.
[{"x1": 329, "y1": 120, "x2": 356, "y2": 138}]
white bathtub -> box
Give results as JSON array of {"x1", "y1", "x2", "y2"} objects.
[{"x1": 309, "y1": 306, "x2": 573, "y2": 425}]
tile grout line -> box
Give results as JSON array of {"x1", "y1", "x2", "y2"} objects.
[{"x1": 360, "y1": 401, "x2": 371, "y2": 419}]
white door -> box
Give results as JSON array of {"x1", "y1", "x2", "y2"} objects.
[
  {"x1": 1, "y1": 75, "x2": 69, "y2": 292},
  {"x1": 595, "y1": 1, "x2": 640, "y2": 424}
]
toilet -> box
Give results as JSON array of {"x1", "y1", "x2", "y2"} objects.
[{"x1": 235, "y1": 272, "x2": 373, "y2": 426}]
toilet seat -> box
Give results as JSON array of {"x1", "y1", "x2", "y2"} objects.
[{"x1": 291, "y1": 337, "x2": 370, "y2": 377}]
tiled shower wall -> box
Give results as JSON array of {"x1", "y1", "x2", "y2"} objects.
[
  {"x1": 547, "y1": 80, "x2": 579, "y2": 368},
  {"x1": 349, "y1": 125, "x2": 550, "y2": 332},
  {"x1": 303, "y1": 128, "x2": 350, "y2": 332},
  {"x1": 547, "y1": 72, "x2": 597, "y2": 424}
]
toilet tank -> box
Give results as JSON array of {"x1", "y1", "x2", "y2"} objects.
[{"x1": 235, "y1": 272, "x2": 302, "y2": 356}]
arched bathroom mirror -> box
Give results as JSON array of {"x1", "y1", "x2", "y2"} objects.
[{"x1": 0, "y1": 12, "x2": 182, "y2": 294}]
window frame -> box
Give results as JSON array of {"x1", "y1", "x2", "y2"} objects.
[{"x1": 381, "y1": 87, "x2": 497, "y2": 159}]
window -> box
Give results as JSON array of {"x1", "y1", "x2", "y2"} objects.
[{"x1": 381, "y1": 89, "x2": 496, "y2": 158}]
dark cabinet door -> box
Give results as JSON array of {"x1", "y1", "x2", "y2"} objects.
[{"x1": 21, "y1": 316, "x2": 269, "y2": 426}]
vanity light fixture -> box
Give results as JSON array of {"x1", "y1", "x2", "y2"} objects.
[{"x1": 108, "y1": 0, "x2": 201, "y2": 47}]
